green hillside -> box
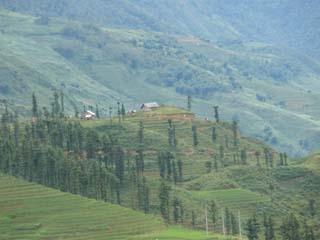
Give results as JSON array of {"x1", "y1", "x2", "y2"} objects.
[
  {"x1": 1, "y1": 9, "x2": 320, "y2": 156},
  {"x1": 0, "y1": 2, "x2": 319, "y2": 239},
  {"x1": 0, "y1": 174, "x2": 232, "y2": 240},
  {"x1": 0, "y1": 102, "x2": 319, "y2": 238},
  {"x1": 2, "y1": 0, "x2": 319, "y2": 60},
  {"x1": 83, "y1": 107, "x2": 320, "y2": 232}
]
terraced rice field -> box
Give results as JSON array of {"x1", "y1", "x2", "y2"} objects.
[
  {"x1": 0, "y1": 175, "x2": 232, "y2": 240},
  {"x1": 0, "y1": 175, "x2": 164, "y2": 240},
  {"x1": 128, "y1": 227, "x2": 234, "y2": 240},
  {"x1": 192, "y1": 188, "x2": 270, "y2": 218}
]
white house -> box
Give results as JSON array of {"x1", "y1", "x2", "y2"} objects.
[
  {"x1": 140, "y1": 102, "x2": 160, "y2": 111},
  {"x1": 81, "y1": 110, "x2": 96, "y2": 120}
]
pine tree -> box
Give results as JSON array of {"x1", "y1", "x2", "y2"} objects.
[
  {"x1": 269, "y1": 151, "x2": 274, "y2": 168},
  {"x1": 192, "y1": 125, "x2": 199, "y2": 147},
  {"x1": 172, "y1": 160, "x2": 178, "y2": 184},
  {"x1": 136, "y1": 121, "x2": 145, "y2": 174},
  {"x1": 158, "y1": 152, "x2": 166, "y2": 179},
  {"x1": 168, "y1": 120, "x2": 174, "y2": 147},
  {"x1": 240, "y1": 148, "x2": 247, "y2": 165},
  {"x1": 212, "y1": 127, "x2": 217, "y2": 142},
  {"x1": 187, "y1": 96, "x2": 192, "y2": 111},
  {"x1": 232, "y1": 120, "x2": 238, "y2": 147},
  {"x1": 159, "y1": 181, "x2": 171, "y2": 223},
  {"x1": 168, "y1": 120, "x2": 178, "y2": 148},
  {"x1": 231, "y1": 212, "x2": 238, "y2": 235},
  {"x1": 253, "y1": 151, "x2": 260, "y2": 167},
  {"x1": 205, "y1": 161, "x2": 212, "y2": 173},
  {"x1": 109, "y1": 106, "x2": 113, "y2": 123},
  {"x1": 264, "y1": 148, "x2": 269, "y2": 167},
  {"x1": 173, "y1": 124, "x2": 177, "y2": 147},
  {"x1": 225, "y1": 207, "x2": 232, "y2": 234},
  {"x1": 214, "y1": 156, "x2": 218, "y2": 171},
  {"x1": 214, "y1": 106, "x2": 220, "y2": 123},
  {"x1": 246, "y1": 215, "x2": 260, "y2": 240},
  {"x1": 13, "y1": 120, "x2": 20, "y2": 147},
  {"x1": 43, "y1": 107, "x2": 49, "y2": 120},
  {"x1": 279, "y1": 153, "x2": 284, "y2": 166},
  {"x1": 32, "y1": 93, "x2": 38, "y2": 119},
  {"x1": 280, "y1": 213, "x2": 300, "y2": 240},
  {"x1": 117, "y1": 101, "x2": 121, "y2": 123},
  {"x1": 219, "y1": 145, "x2": 224, "y2": 166},
  {"x1": 173, "y1": 197, "x2": 180, "y2": 224},
  {"x1": 53, "y1": 91, "x2": 60, "y2": 118},
  {"x1": 136, "y1": 149, "x2": 144, "y2": 175},
  {"x1": 284, "y1": 152, "x2": 288, "y2": 166},
  {"x1": 74, "y1": 106, "x2": 79, "y2": 118},
  {"x1": 95, "y1": 104, "x2": 100, "y2": 119},
  {"x1": 166, "y1": 152, "x2": 173, "y2": 181},
  {"x1": 209, "y1": 200, "x2": 218, "y2": 232},
  {"x1": 142, "y1": 177, "x2": 150, "y2": 214},
  {"x1": 177, "y1": 158, "x2": 183, "y2": 182},
  {"x1": 60, "y1": 91, "x2": 64, "y2": 118},
  {"x1": 138, "y1": 121, "x2": 144, "y2": 145},
  {"x1": 121, "y1": 103, "x2": 126, "y2": 120},
  {"x1": 115, "y1": 147, "x2": 125, "y2": 184},
  {"x1": 191, "y1": 210, "x2": 196, "y2": 228}
]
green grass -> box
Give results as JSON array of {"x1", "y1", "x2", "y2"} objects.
[
  {"x1": 1, "y1": 107, "x2": 320, "y2": 237},
  {"x1": 192, "y1": 189, "x2": 269, "y2": 216},
  {"x1": 0, "y1": 174, "x2": 234, "y2": 240},
  {"x1": 129, "y1": 227, "x2": 235, "y2": 240},
  {"x1": 80, "y1": 107, "x2": 320, "y2": 236},
  {"x1": 0, "y1": 175, "x2": 163, "y2": 240}
]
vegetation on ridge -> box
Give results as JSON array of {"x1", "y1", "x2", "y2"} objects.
[{"x1": 0, "y1": 93, "x2": 319, "y2": 239}]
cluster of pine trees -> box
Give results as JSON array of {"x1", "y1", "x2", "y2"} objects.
[
  {"x1": 246, "y1": 213, "x2": 315, "y2": 240},
  {"x1": 1, "y1": 93, "x2": 314, "y2": 240},
  {"x1": 0, "y1": 92, "x2": 149, "y2": 211}
]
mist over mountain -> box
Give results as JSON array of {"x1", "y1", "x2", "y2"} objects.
[
  {"x1": 0, "y1": 0, "x2": 320, "y2": 156},
  {"x1": 1, "y1": 2, "x2": 320, "y2": 239},
  {"x1": 1, "y1": 0, "x2": 319, "y2": 58}
]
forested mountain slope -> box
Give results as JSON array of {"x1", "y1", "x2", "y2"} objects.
[
  {"x1": 1, "y1": 4, "x2": 320, "y2": 157},
  {"x1": 1, "y1": 0, "x2": 319, "y2": 59},
  {"x1": 0, "y1": 101, "x2": 319, "y2": 238}
]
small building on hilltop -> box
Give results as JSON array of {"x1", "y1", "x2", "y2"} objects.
[
  {"x1": 140, "y1": 102, "x2": 160, "y2": 111},
  {"x1": 81, "y1": 110, "x2": 96, "y2": 120}
]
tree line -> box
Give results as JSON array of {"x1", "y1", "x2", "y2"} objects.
[{"x1": 0, "y1": 92, "x2": 149, "y2": 212}]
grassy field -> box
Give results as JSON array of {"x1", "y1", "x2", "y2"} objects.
[
  {"x1": 81, "y1": 107, "x2": 320, "y2": 236},
  {"x1": 0, "y1": 174, "x2": 237, "y2": 240},
  {"x1": 129, "y1": 227, "x2": 235, "y2": 240},
  {"x1": 0, "y1": 107, "x2": 319, "y2": 238}
]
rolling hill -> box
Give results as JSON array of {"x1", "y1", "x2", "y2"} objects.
[
  {"x1": 1, "y1": 0, "x2": 319, "y2": 60},
  {"x1": 82, "y1": 106, "x2": 320, "y2": 235},
  {"x1": 1, "y1": 3, "x2": 320, "y2": 158},
  {"x1": 0, "y1": 174, "x2": 232, "y2": 240},
  {"x1": 0, "y1": 103, "x2": 319, "y2": 238}
]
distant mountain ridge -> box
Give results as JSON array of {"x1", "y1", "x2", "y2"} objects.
[
  {"x1": 1, "y1": 0, "x2": 319, "y2": 59},
  {"x1": 1, "y1": 2, "x2": 320, "y2": 156}
]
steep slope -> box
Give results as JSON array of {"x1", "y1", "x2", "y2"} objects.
[
  {"x1": 0, "y1": 175, "x2": 163, "y2": 240},
  {"x1": 1, "y1": 9, "x2": 320, "y2": 156},
  {"x1": 0, "y1": 174, "x2": 231, "y2": 240},
  {"x1": 1, "y1": 0, "x2": 319, "y2": 59},
  {"x1": 82, "y1": 107, "x2": 320, "y2": 234},
  {"x1": 0, "y1": 105, "x2": 319, "y2": 238}
]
